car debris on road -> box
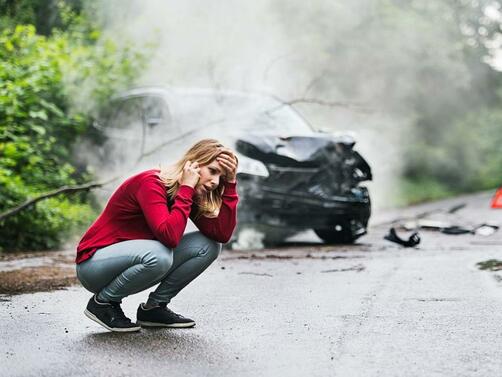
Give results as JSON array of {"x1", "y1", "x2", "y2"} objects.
[
  {"x1": 384, "y1": 227, "x2": 421, "y2": 247},
  {"x1": 401, "y1": 220, "x2": 499, "y2": 236}
]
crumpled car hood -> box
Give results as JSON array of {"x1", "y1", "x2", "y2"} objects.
[
  {"x1": 236, "y1": 133, "x2": 359, "y2": 166},
  {"x1": 235, "y1": 132, "x2": 372, "y2": 196}
]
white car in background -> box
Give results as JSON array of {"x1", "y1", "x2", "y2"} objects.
[{"x1": 93, "y1": 87, "x2": 372, "y2": 246}]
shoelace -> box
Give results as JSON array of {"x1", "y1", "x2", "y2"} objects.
[{"x1": 161, "y1": 305, "x2": 184, "y2": 319}]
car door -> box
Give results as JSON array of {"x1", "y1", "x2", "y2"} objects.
[
  {"x1": 99, "y1": 94, "x2": 180, "y2": 169},
  {"x1": 138, "y1": 96, "x2": 177, "y2": 161},
  {"x1": 98, "y1": 97, "x2": 145, "y2": 169}
]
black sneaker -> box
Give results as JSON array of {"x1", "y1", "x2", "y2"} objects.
[
  {"x1": 84, "y1": 295, "x2": 141, "y2": 332},
  {"x1": 137, "y1": 303, "x2": 196, "y2": 328}
]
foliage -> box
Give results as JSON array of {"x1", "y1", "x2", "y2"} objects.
[
  {"x1": 0, "y1": 0, "x2": 88, "y2": 36},
  {"x1": 405, "y1": 106, "x2": 502, "y2": 197},
  {"x1": 477, "y1": 259, "x2": 502, "y2": 271},
  {"x1": 0, "y1": 6, "x2": 144, "y2": 252},
  {"x1": 397, "y1": 177, "x2": 457, "y2": 206},
  {"x1": 280, "y1": 0, "x2": 502, "y2": 203},
  {"x1": 400, "y1": 0, "x2": 502, "y2": 200}
]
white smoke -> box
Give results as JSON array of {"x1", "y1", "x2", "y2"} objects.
[
  {"x1": 232, "y1": 227, "x2": 265, "y2": 251},
  {"x1": 88, "y1": 0, "x2": 475, "y2": 213}
]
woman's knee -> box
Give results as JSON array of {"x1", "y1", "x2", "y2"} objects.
[
  {"x1": 197, "y1": 237, "x2": 222, "y2": 262},
  {"x1": 176, "y1": 231, "x2": 222, "y2": 262},
  {"x1": 141, "y1": 242, "x2": 173, "y2": 277}
]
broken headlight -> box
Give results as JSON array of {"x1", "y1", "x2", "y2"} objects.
[{"x1": 236, "y1": 154, "x2": 269, "y2": 178}]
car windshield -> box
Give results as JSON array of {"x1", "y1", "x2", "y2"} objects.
[{"x1": 174, "y1": 93, "x2": 314, "y2": 134}]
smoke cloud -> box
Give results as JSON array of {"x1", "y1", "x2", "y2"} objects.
[{"x1": 89, "y1": 0, "x2": 488, "y2": 213}]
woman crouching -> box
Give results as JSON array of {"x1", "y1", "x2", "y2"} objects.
[{"x1": 75, "y1": 139, "x2": 238, "y2": 332}]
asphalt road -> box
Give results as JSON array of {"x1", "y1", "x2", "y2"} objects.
[{"x1": 1, "y1": 191, "x2": 501, "y2": 377}]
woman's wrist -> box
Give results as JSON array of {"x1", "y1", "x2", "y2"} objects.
[{"x1": 178, "y1": 184, "x2": 196, "y2": 197}]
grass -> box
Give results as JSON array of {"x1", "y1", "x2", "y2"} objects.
[
  {"x1": 476, "y1": 259, "x2": 502, "y2": 271},
  {"x1": 396, "y1": 177, "x2": 458, "y2": 206}
]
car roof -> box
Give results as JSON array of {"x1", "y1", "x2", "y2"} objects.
[
  {"x1": 112, "y1": 86, "x2": 286, "y2": 104},
  {"x1": 108, "y1": 86, "x2": 317, "y2": 134}
]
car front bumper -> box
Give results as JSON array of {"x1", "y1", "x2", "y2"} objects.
[{"x1": 237, "y1": 183, "x2": 371, "y2": 229}]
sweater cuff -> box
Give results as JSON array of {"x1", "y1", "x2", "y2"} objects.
[
  {"x1": 178, "y1": 185, "x2": 195, "y2": 199},
  {"x1": 223, "y1": 180, "x2": 237, "y2": 195}
]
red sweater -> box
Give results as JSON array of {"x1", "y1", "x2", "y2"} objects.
[{"x1": 76, "y1": 169, "x2": 238, "y2": 264}]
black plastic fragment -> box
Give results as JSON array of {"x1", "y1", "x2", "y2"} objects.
[
  {"x1": 441, "y1": 223, "x2": 499, "y2": 235},
  {"x1": 440, "y1": 226, "x2": 471, "y2": 235},
  {"x1": 384, "y1": 227, "x2": 421, "y2": 247}
]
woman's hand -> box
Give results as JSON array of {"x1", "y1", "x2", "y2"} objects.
[
  {"x1": 216, "y1": 149, "x2": 238, "y2": 183},
  {"x1": 180, "y1": 161, "x2": 201, "y2": 188}
]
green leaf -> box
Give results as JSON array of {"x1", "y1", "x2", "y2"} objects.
[
  {"x1": 28, "y1": 110, "x2": 48, "y2": 120},
  {"x1": 31, "y1": 125, "x2": 46, "y2": 135}
]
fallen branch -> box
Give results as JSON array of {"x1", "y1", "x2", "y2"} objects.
[
  {"x1": 0, "y1": 176, "x2": 120, "y2": 222},
  {"x1": 264, "y1": 96, "x2": 375, "y2": 116},
  {"x1": 284, "y1": 97, "x2": 370, "y2": 109}
]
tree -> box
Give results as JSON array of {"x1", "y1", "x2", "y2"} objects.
[
  {"x1": 276, "y1": 0, "x2": 502, "y2": 201},
  {"x1": 0, "y1": 3, "x2": 144, "y2": 251}
]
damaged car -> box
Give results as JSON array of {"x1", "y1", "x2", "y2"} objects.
[{"x1": 93, "y1": 87, "x2": 372, "y2": 245}]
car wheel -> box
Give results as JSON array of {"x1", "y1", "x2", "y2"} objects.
[{"x1": 314, "y1": 219, "x2": 365, "y2": 244}]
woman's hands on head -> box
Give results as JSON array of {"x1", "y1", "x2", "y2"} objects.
[
  {"x1": 180, "y1": 161, "x2": 201, "y2": 188},
  {"x1": 179, "y1": 148, "x2": 238, "y2": 190},
  {"x1": 216, "y1": 148, "x2": 238, "y2": 183}
]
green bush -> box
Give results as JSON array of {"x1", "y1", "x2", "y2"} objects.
[
  {"x1": 0, "y1": 24, "x2": 143, "y2": 252},
  {"x1": 403, "y1": 106, "x2": 502, "y2": 203},
  {"x1": 397, "y1": 177, "x2": 456, "y2": 206}
]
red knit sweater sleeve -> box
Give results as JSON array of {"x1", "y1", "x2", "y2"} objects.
[
  {"x1": 135, "y1": 177, "x2": 195, "y2": 248},
  {"x1": 191, "y1": 181, "x2": 239, "y2": 243}
]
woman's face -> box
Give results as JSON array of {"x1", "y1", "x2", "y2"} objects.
[{"x1": 195, "y1": 159, "x2": 224, "y2": 196}]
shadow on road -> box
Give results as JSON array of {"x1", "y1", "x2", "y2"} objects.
[{"x1": 78, "y1": 328, "x2": 224, "y2": 362}]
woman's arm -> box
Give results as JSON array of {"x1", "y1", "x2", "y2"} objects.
[
  {"x1": 136, "y1": 177, "x2": 195, "y2": 248},
  {"x1": 191, "y1": 181, "x2": 238, "y2": 243}
]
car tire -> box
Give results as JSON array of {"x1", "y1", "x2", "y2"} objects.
[{"x1": 314, "y1": 220, "x2": 364, "y2": 244}]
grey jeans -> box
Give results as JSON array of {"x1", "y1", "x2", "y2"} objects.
[{"x1": 76, "y1": 231, "x2": 221, "y2": 304}]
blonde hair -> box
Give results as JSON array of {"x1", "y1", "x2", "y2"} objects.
[{"x1": 158, "y1": 139, "x2": 226, "y2": 218}]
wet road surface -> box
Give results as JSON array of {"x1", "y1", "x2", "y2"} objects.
[{"x1": 1, "y1": 191, "x2": 501, "y2": 376}]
